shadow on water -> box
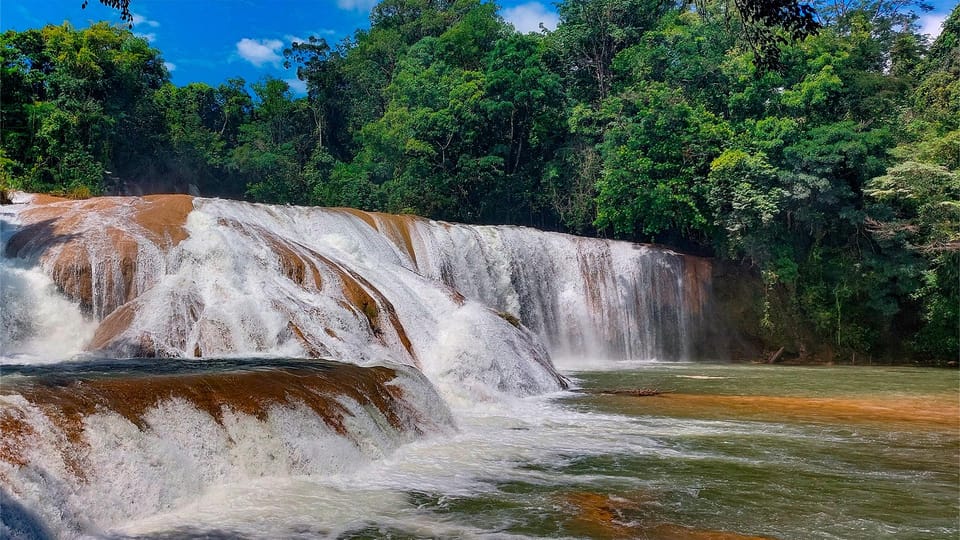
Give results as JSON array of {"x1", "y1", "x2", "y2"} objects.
[
  {"x1": 0, "y1": 487, "x2": 54, "y2": 540},
  {"x1": 2, "y1": 217, "x2": 80, "y2": 260}
]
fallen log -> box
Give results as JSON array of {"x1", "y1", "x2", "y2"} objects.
[{"x1": 574, "y1": 388, "x2": 670, "y2": 397}]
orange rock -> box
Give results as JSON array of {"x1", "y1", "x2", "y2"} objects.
[
  {"x1": 87, "y1": 301, "x2": 139, "y2": 352},
  {"x1": 560, "y1": 491, "x2": 644, "y2": 539},
  {"x1": 332, "y1": 208, "x2": 424, "y2": 267},
  {"x1": 559, "y1": 491, "x2": 772, "y2": 540},
  {"x1": 207, "y1": 216, "x2": 415, "y2": 363},
  {"x1": 286, "y1": 321, "x2": 327, "y2": 358},
  {"x1": 332, "y1": 207, "x2": 377, "y2": 229},
  {"x1": 6, "y1": 195, "x2": 194, "y2": 319},
  {"x1": 370, "y1": 212, "x2": 422, "y2": 266},
  {"x1": 681, "y1": 255, "x2": 712, "y2": 316},
  {"x1": 0, "y1": 411, "x2": 33, "y2": 467},
  {"x1": 319, "y1": 255, "x2": 417, "y2": 364},
  {"x1": 136, "y1": 194, "x2": 193, "y2": 246},
  {"x1": 0, "y1": 363, "x2": 424, "y2": 477},
  {"x1": 599, "y1": 393, "x2": 960, "y2": 431}
]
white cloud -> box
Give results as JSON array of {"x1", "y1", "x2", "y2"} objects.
[
  {"x1": 336, "y1": 0, "x2": 378, "y2": 12},
  {"x1": 131, "y1": 13, "x2": 160, "y2": 28},
  {"x1": 236, "y1": 38, "x2": 284, "y2": 67},
  {"x1": 163, "y1": 61, "x2": 176, "y2": 72},
  {"x1": 285, "y1": 78, "x2": 308, "y2": 95},
  {"x1": 919, "y1": 12, "x2": 947, "y2": 41},
  {"x1": 502, "y1": 2, "x2": 559, "y2": 33},
  {"x1": 135, "y1": 32, "x2": 157, "y2": 43}
]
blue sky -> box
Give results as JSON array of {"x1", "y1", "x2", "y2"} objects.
[{"x1": 1, "y1": 0, "x2": 954, "y2": 95}]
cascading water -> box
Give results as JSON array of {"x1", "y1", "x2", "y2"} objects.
[
  {"x1": 387, "y1": 218, "x2": 714, "y2": 364},
  {"x1": 0, "y1": 193, "x2": 724, "y2": 538},
  {"x1": 0, "y1": 359, "x2": 455, "y2": 539},
  {"x1": 0, "y1": 195, "x2": 98, "y2": 362},
  {"x1": 2, "y1": 195, "x2": 567, "y2": 396},
  {"x1": 3, "y1": 196, "x2": 951, "y2": 540}
]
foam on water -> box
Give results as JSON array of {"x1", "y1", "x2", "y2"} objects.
[
  {"x1": 104, "y1": 366, "x2": 959, "y2": 540},
  {"x1": 0, "y1": 195, "x2": 721, "y2": 386},
  {"x1": 107, "y1": 393, "x2": 665, "y2": 538},
  {"x1": 102, "y1": 386, "x2": 824, "y2": 539},
  {"x1": 2, "y1": 196, "x2": 566, "y2": 397},
  {"x1": 0, "y1": 200, "x2": 97, "y2": 362},
  {"x1": 0, "y1": 261, "x2": 98, "y2": 362},
  {"x1": 0, "y1": 362, "x2": 455, "y2": 539}
]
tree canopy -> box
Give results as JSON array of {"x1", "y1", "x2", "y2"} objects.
[{"x1": 5, "y1": 1, "x2": 958, "y2": 363}]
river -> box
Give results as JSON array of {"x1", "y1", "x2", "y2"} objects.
[
  {"x1": 2, "y1": 195, "x2": 956, "y2": 538},
  {"x1": 5, "y1": 360, "x2": 954, "y2": 539}
]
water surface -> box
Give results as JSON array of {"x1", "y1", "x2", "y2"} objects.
[{"x1": 101, "y1": 363, "x2": 960, "y2": 539}]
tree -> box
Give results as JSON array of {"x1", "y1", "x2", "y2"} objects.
[
  {"x1": 860, "y1": 7, "x2": 960, "y2": 359},
  {"x1": 228, "y1": 78, "x2": 315, "y2": 204},
  {"x1": 14, "y1": 0, "x2": 953, "y2": 361},
  {"x1": 551, "y1": 0, "x2": 669, "y2": 103},
  {"x1": 707, "y1": 0, "x2": 820, "y2": 72},
  {"x1": 82, "y1": 0, "x2": 133, "y2": 24},
  {"x1": 594, "y1": 82, "x2": 731, "y2": 239},
  {"x1": 706, "y1": 150, "x2": 787, "y2": 263},
  {"x1": 0, "y1": 23, "x2": 169, "y2": 195}
]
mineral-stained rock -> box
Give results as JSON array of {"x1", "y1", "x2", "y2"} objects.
[{"x1": 6, "y1": 194, "x2": 193, "y2": 319}]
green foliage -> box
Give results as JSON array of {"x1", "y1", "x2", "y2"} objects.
[
  {"x1": 231, "y1": 79, "x2": 317, "y2": 205},
  {"x1": 4, "y1": 1, "x2": 957, "y2": 361},
  {"x1": 865, "y1": 161, "x2": 960, "y2": 358},
  {"x1": 550, "y1": 0, "x2": 668, "y2": 102},
  {"x1": 707, "y1": 150, "x2": 786, "y2": 263},
  {"x1": 0, "y1": 23, "x2": 166, "y2": 194},
  {"x1": 911, "y1": 254, "x2": 959, "y2": 358},
  {"x1": 595, "y1": 83, "x2": 730, "y2": 238}
]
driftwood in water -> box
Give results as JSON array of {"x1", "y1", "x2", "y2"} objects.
[
  {"x1": 575, "y1": 388, "x2": 670, "y2": 397},
  {"x1": 767, "y1": 346, "x2": 786, "y2": 364}
]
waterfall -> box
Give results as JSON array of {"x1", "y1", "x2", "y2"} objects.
[
  {"x1": 0, "y1": 359, "x2": 453, "y2": 538},
  {"x1": 2, "y1": 194, "x2": 718, "y2": 373},
  {"x1": 0, "y1": 193, "x2": 721, "y2": 537},
  {"x1": 3, "y1": 195, "x2": 566, "y2": 398},
  {"x1": 390, "y1": 218, "x2": 713, "y2": 363},
  {"x1": 1, "y1": 197, "x2": 99, "y2": 362}
]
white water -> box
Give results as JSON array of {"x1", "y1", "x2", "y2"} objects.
[
  {"x1": 109, "y1": 395, "x2": 656, "y2": 539},
  {"x1": 2, "y1": 197, "x2": 714, "y2": 375},
  {"x1": 386, "y1": 217, "x2": 711, "y2": 362},
  {"x1": 0, "y1": 195, "x2": 721, "y2": 538},
  {"x1": 0, "y1": 261, "x2": 98, "y2": 362},
  {"x1": 0, "y1": 198, "x2": 97, "y2": 362},
  {"x1": 0, "y1": 364, "x2": 456, "y2": 539},
  {"x1": 102, "y1": 388, "x2": 834, "y2": 540},
  {"x1": 2, "y1": 197, "x2": 566, "y2": 398}
]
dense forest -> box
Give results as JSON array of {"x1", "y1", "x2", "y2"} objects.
[{"x1": 1, "y1": 0, "x2": 957, "y2": 362}]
